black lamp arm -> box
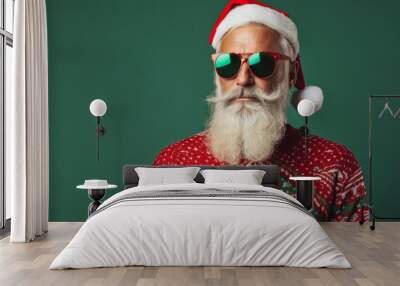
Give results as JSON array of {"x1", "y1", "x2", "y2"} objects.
[
  {"x1": 96, "y1": 116, "x2": 106, "y2": 136},
  {"x1": 96, "y1": 116, "x2": 106, "y2": 162},
  {"x1": 299, "y1": 116, "x2": 309, "y2": 164}
]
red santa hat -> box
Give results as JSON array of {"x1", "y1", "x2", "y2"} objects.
[{"x1": 209, "y1": 0, "x2": 308, "y2": 92}]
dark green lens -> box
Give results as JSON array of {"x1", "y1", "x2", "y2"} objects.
[
  {"x1": 215, "y1": 53, "x2": 241, "y2": 78},
  {"x1": 248, "y1": 52, "x2": 275, "y2": 78}
]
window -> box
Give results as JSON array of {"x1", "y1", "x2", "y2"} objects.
[{"x1": 0, "y1": 0, "x2": 14, "y2": 232}]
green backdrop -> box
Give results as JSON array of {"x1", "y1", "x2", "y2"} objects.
[{"x1": 47, "y1": 0, "x2": 400, "y2": 221}]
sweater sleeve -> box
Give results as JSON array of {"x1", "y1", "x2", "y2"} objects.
[
  {"x1": 153, "y1": 144, "x2": 181, "y2": 166},
  {"x1": 332, "y1": 149, "x2": 367, "y2": 222}
]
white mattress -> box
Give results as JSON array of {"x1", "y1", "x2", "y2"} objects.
[{"x1": 50, "y1": 183, "x2": 351, "y2": 269}]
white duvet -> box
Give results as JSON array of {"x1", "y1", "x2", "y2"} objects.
[{"x1": 50, "y1": 183, "x2": 351, "y2": 269}]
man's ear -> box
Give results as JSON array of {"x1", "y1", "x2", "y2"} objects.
[
  {"x1": 289, "y1": 61, "x2": 298, "y2": 88},
  {"x1": 211, "y1": 53, "x2": 217, "y2": 63}
]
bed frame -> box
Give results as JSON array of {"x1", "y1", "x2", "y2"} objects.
[{"x1": 123, "y1": 165, "x2": 281, "y2": 189}]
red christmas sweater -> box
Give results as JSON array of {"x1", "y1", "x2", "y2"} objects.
[{"x1": 153, "y1": 124, "x2": 367, "y2": 222}]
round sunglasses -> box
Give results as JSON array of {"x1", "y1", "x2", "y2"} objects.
[{"x1": 214, "y1": 51, "x2": 292, "y2": 79}]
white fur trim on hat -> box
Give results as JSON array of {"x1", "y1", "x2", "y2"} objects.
[{"x1": 212, "y1": 4, "x2": 299, "y2": 56}]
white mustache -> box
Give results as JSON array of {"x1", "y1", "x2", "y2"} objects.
[{"x1": 207, "y1": 86, "x2": 282, "y2": 105}]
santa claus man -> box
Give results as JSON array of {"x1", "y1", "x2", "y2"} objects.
[{"x1": 153, "y1": 0, "x2": 367, "y2": 222}]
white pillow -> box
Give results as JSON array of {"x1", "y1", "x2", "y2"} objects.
[
  {"x1": 135, "y1": 167, "x2": 201, "y2": 186},
  {"x1": 200, "y1": 169, "x2": 266, "y2": 185}
]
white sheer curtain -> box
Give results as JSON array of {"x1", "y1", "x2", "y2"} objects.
[{"x1": 6, "y1": 0, "x2": 49, "y2": 242}]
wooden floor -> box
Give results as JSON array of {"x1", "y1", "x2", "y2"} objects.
[{"x1": 0, "y1": 222, "x2": 399, "y2": 286}]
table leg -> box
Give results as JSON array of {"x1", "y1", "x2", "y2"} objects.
[
  {"x1": 87, "y1": 189, "x2": 106, "y2": 216},
  {"x1": 296, "y1": 181, "x2": 314, "y2": 210}
]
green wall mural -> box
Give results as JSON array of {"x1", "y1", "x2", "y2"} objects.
[{"x1": 47, "y1": 0, "x2": 400, "y2": 221}]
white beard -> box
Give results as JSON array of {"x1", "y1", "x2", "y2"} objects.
[{"x1": 206, "y1": 77, "x2": 289, "y2": 165}]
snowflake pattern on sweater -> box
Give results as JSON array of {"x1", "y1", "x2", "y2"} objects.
[{"x1": 153, "y1": 124, "x2": 367, "y2": 222}]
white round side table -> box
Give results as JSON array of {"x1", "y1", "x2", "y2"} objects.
[{"x1": 77, "y1": 180, "x2": 117, "y2": 216}]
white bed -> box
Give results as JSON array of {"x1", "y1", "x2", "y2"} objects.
[{"x1": 50, "y1": 183, "x2": 351, "y2": 269}]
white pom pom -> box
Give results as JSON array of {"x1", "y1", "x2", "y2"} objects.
[
  {"x1": 300, "y1": 86, "x2": 323, "y2": 112},
  {"x1": 291, "y1": 85, "x2": 324, "y2": 115}
]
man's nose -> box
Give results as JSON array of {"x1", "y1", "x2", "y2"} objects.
[{"x1": 236, "y1": 61, "x2": 255, "y2": 87}]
